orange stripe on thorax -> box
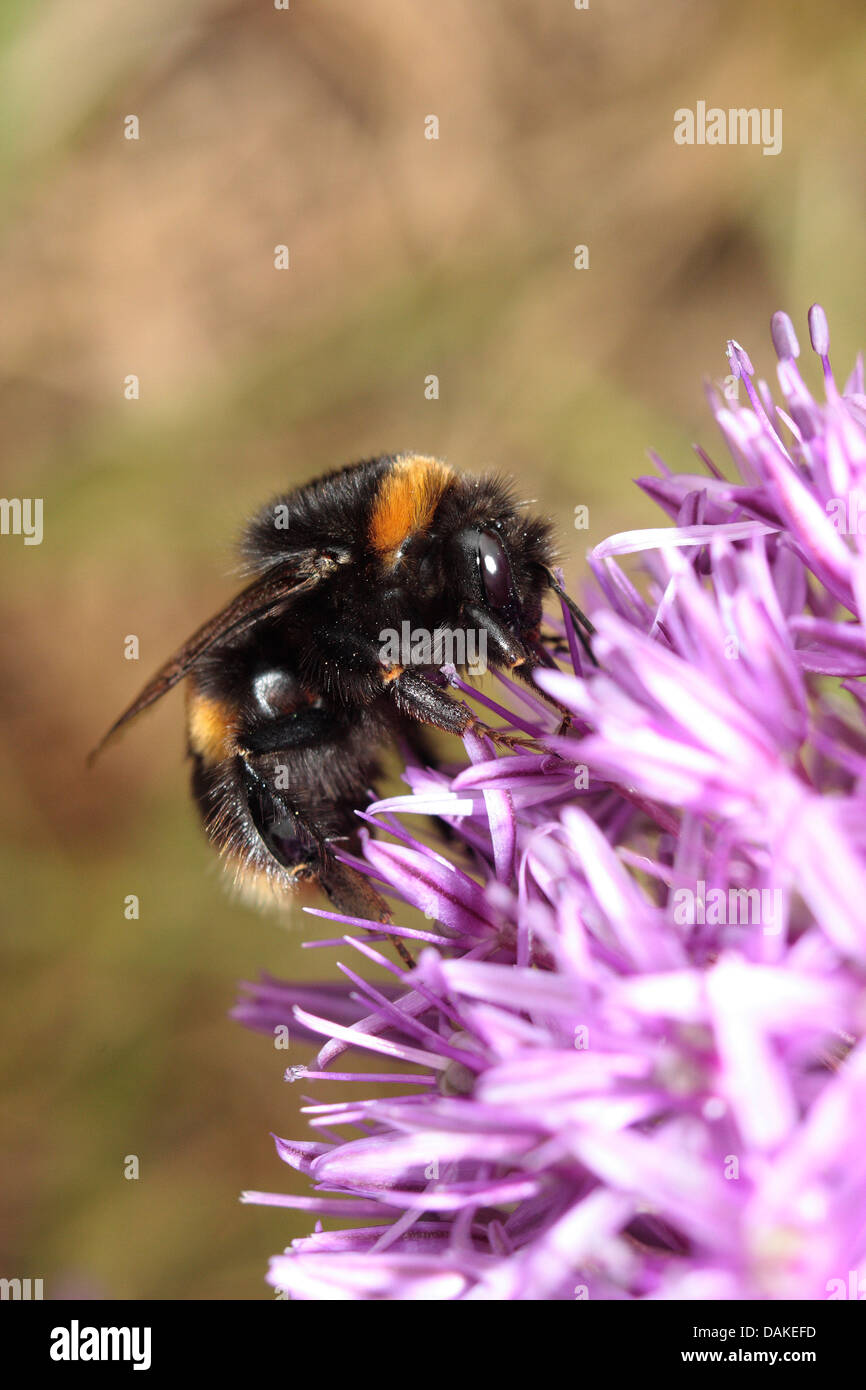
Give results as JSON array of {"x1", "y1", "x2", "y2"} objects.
[{"x1": 368, "y1": 455, "x2": 454, "y2": 564}]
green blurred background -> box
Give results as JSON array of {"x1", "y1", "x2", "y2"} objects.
[{"x1": 1, "y1": 0, "x2": 864, "y2": 1299}]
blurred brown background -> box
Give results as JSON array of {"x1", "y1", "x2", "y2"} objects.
[{"x1": 1, "y1": 0, "x2": 864, "y2": 1299}]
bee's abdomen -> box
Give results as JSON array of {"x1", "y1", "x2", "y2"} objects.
[{"x1": 185, "y1": 682, "x2": 238, "y2": 765}]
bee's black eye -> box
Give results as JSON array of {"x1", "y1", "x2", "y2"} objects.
[{"x1": 477, "y1": 530, "x2": 513, "y2": 609}]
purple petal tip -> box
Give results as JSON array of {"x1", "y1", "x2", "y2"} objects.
[
  {"x1": 808, "y1": 303, "x2": 830, "y2": 357},
  {"x1": 771, "y1": 311, "x2": 799, "y2": 361},
  {"x1": 726, "y1": 339, "x2": 754, "y2": 378}
]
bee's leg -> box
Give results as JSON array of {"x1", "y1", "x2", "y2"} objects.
[
  {"x1": 388, "y1": 668, "x2": 534, "y2": 751},
  {"x1": 512, "y1": 639, "x2": 575, "y2": 735},
  {"x1": 523, "y1": 636, "x2": 559, "y2": 671},
  {"x1": 388, "y1": 669, "x2": 473, "y2": 733},
  {"x1": 318, "y1": 855, "x2": 415, "y2": 970},
  {"x1": 239, "y1": 748, "x2": 414, "y2": 968},
  {"x1": 318, "y1": 856, "x2": 389, "y2": 921}
]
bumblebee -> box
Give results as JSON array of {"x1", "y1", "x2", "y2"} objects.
[{"x1": 93, "y1": 454, "x2": 592, "y2": 923}]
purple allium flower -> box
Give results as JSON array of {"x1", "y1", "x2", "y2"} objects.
[{"x1": 236, "y1": 308, "x2": 866, "y2": 1300}]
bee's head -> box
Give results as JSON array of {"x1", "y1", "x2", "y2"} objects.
[{"x1": 418, "y1": 474, "x2": 555, "y2": 669}]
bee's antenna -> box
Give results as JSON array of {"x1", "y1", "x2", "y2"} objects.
[{"x1": 542, "y1": 567, "x2": 598, "y2": 666}]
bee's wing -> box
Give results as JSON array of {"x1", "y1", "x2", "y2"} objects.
[{"x1": 89, "y1": 552, "x2": 340, "y2": 763}]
